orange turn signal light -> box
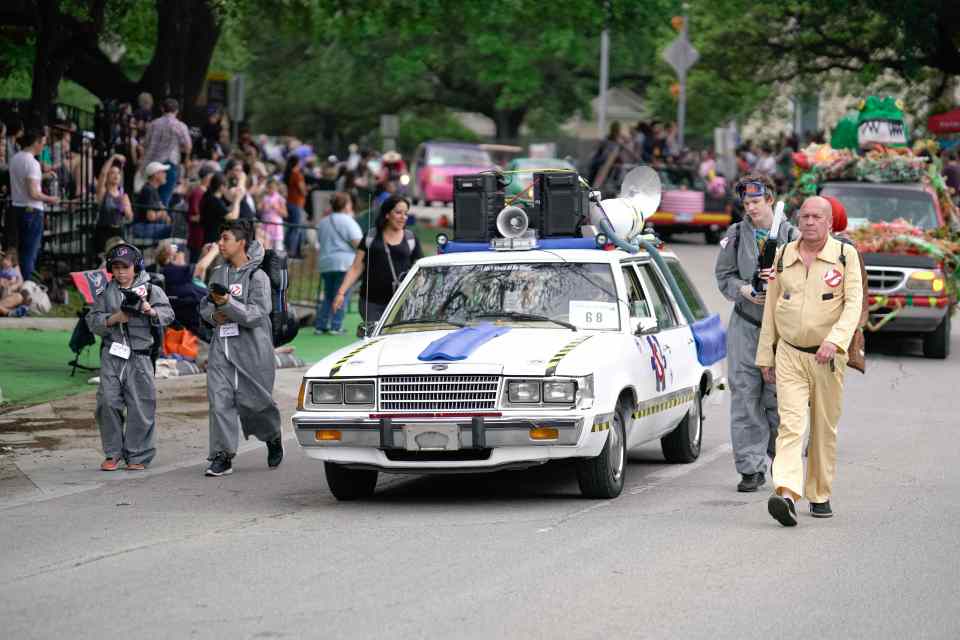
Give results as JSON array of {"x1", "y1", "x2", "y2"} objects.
[
  {"x1": 529, "y1": 427, "x2": 559, "y2": 441},
  {"x1": 315, "y1": 430, "x2": 342, "y2": 442},
  {"x1": 297, "y1": 381, "x2": 306, "y2": 410}
]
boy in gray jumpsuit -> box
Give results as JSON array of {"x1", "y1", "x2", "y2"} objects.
[
  {"x1": 88, "y1": 243, "x2": 173, "y2": 470},
  {"x1": 714, "y1": 175, "x2": 798, "y2": 492},
  {"x1": 201, "y1": 220, "x2": 282, "y2": 476}
]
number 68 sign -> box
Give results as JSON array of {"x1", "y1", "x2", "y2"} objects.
[{"x1": 569, "y1": 301, "x2": 619, "y2": 330}]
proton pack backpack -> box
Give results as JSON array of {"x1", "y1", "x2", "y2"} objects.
[{"x1": 259, "y1": 249, "x2": 299, "y2": 347}]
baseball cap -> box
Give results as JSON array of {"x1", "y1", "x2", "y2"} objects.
[
  {"x1": 106, "y1": 243, "x2": 137, "y2": 267},
  {"x1": 145, "y1": 161, "x2": 170, "y2": 178}
]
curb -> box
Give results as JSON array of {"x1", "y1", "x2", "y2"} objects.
[{"x1": 0, "y1": 318, "x2": 76, "y2": 331}]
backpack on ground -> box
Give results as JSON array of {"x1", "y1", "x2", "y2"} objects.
[{"x1": 260, "y1": 249, "x2": 299, "y2": 347}]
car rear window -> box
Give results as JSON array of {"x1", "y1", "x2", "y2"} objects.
[{"x1": 427, "y1": 147, "x2": 492, "y2": 167}]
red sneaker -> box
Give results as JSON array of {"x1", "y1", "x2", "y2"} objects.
[{"x1": 100, "y1": 458, "x2": 122, "y2": 471}]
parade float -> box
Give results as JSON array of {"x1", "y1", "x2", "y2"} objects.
[{"x1": 785, "y1": 96, "x2": 959, "y2": 358}]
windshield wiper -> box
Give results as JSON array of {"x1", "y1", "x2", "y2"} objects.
[
  {"x1": 471, "y1": 312, "x2": 577, "y2": 331},
  {"x1": 381, "y1": 318, "x2": 465, "y2": 330}
]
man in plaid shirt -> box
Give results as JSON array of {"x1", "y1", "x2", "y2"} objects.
[{"x1": 141, "y1": 98, "x2": 192, "y2": 206}]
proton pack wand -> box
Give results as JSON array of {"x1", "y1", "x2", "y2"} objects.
[{"x1": 752, "y1": 200, "x2": 785, "y2": 295}]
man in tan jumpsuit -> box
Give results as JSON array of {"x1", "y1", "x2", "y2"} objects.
[{"x1": 756, "y1": 196, "x2": 863, "y2": 526}]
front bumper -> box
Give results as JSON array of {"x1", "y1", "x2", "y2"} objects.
[
  {"x1": 867, "y1": 294, "x2": 950, "y2": 333},
  {"x1": 292, "y1": 412, "x2": 607, "y2": 472}
]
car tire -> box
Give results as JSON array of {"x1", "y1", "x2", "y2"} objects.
[
  {"x1": 324, "y1": 462, "x2": 378, "y2": 500},
  {"x1": 661, "y1": 388, "x2": 702, "y2": 463},
  {"x1": 576, "y1": 400, "x2": 628, "y2": 499},
  {"x1": 704, "y1": 229, "x2": 721, "y2": 245},
  {"x1": 922, "y1": 312, "x2": 951, "y2": 359}
]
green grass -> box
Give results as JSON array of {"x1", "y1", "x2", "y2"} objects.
[
  {"x1": 0, "y1": 329, "x2": 101, "y2": 407},
  {"x1": 0, "y1": 309, "x2": 367, "y2": 410}
]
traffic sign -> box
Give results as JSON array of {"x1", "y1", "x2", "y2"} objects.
[{"x1": 662, "y1": 33, "x2": 699, "y2": 76}]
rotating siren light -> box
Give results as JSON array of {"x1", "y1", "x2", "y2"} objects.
[{"x1": 589, "y1": 166, "x2": 661, "y2": 250}]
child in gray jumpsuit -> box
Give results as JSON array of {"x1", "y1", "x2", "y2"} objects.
[
  {"x1": 88, "y1": 243, "x2": 173, "y2": 470},
  {"x1": 201, "y1": 219, "x2": 283, "y2": 477}
]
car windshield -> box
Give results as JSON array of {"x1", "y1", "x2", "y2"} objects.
[
  {"x1": 820, "y1": 185, "x2": 938, "y2": 229},
  {"x1": 381, "y1": 262, "x2": 620, "y2": 333},
  {"x1": 427, "y1": 147, "x2": 492, "y2": 167}
]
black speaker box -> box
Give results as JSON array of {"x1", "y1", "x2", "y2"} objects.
[
  {"x1": 533, "y1": 171, "x2": 585, "y2": 237},
  {"x1": 453, "y1": 173, "x2": 505, "y2": 242}
]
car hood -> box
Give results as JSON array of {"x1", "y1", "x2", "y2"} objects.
[{"x1": 306, "y1": 328, "x2": 609, "y2": 378}]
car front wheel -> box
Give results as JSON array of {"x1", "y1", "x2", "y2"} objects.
[
  {"x1": 922, "y1": 312, "x2": 951, "y2": 359},
  {"x1": 324, "y1": 462, "x2": 378, "y2": 501},
  {"x1": 661, "y1": 389, "x2": 702, "y2": 463},
  {"x1": 577, "y1": 400, "x2": 628, "y2": 499}
]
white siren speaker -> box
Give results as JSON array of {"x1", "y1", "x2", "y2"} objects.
[
  {"x1": 589, "y1": 166, "x2": 661, "y2": 242},
  {"x1": 496, "y1": 205, "x2": 529, "y2": 238}
]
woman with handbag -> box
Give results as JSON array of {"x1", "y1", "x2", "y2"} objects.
[{"x1": 332, "y1": 195, "x2": 422, "y2": 325}]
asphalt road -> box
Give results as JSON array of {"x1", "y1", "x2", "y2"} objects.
[{"x1": 2, "y1": 234, "x2": 959, "y2": 639}]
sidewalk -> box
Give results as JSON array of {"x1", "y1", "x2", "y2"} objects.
[{"x1": 0, "y1": 367, "x2": 306, "y2": 509}]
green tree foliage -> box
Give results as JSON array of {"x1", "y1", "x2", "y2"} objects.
[{"x1": 244, "y1": 0, "x2": 672, "y2": 143}]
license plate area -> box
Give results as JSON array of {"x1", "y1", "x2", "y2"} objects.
[{"x1": 401, "y1": 423, "x2": 461, "y2": 451}]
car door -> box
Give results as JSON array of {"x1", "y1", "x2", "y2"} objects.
[
  {"x1": 619, "y1": 262, "x2": 667, "y2": 447},
  {"x1": 635, "y1": 261, "x2": 698, "y2": 436}
]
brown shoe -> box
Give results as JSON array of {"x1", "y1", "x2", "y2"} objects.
[
  {"x1": 100, "y1": 458, "x2": 122, "y2": 471},
  {"x1": 126, "y1": 463, "x2": 146, "y2": 471}
]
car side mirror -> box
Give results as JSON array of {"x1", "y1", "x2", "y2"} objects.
[
  {"x1": 356, "y1": 321, "x2": 378, "y2": 338},
  {"x1": 631, "y1": 316, "x2": 659, "y2": 335}
]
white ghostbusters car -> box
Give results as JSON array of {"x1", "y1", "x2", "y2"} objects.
[{"x1": 294, "y1": 242, "x2": 727, "y2": 500}]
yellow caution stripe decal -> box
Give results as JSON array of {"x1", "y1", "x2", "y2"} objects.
[
  {"x1": 591, "y1": 411, "x2": 615, "y2": 433},
  {"x1": 329, "y1": 339, "x2": 383, "y2": 377},
  {"x1": 632, "y1": 387, "x2": 697, "y2": 419},
  {"x1": 545, "y1": 336, "x2": 592, "y2": 376}
]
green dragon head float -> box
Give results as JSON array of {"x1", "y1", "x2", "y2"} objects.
[{"x1": 831, "y1": 96, "x2": 909, "y2": 151}]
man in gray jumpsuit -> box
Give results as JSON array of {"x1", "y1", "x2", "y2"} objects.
[
  {"x1": 714, "y1": 174, "x2": 798, "y2": 492},
  {"x1": 201, "y1": 221, "x2": 282, "y2": 476},
  {"x1": 88, "y1": 243, "x2": 173, "y2": 470}
]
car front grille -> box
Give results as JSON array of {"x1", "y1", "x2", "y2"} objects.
[
  {"x1": 379, "y1": 375, "x2": 500, "y2": 412},
  {"x1": 865, "y1": 267, "x2": 906, "y2": 292}
]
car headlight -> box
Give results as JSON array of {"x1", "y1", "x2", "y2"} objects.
[
  {"x1": 311, "y1": 382, "x2": 342, "y2": 404},
  {"x1": 508, "y1": 380, "x2": 541, "y2": 403},
  {"x1": 543, "y1": 381, "x2": 576, "y2": 403},
  {"x1": 907, "y1": 270, "x2": 945, "y2": 294},
  {"x1": 399, "y1": 174, "x2": 410, "y2": 186},
  {"x1": 344, "y1": 382, "x2": 375, "y2": 404}
]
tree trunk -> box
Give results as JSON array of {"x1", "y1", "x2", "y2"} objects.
[
  {"x1": 29, "y1": 0, "x2": 106, "y2": 126},
  {"x1": 492, "y1": 108, "x2": 527, "y2": 142},
  {"x1": 139, "y1": 0, "x2": 221, "y2": 119}
]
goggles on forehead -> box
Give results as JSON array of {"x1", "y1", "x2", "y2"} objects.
[{"x1": 736, "y1": 180, "x2": 767, "y2": 201}]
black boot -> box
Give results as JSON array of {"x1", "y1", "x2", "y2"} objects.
[
  {"x1": 737, "y1": 472, "x2": 766, "y2": 492},
  {"x1": 267, "y1": 437, "x2": 284, "y2": 468}
]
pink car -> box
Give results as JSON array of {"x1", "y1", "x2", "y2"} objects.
[{"x1": 411, "y1": 142, "x2": 496, "y2": 205}]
